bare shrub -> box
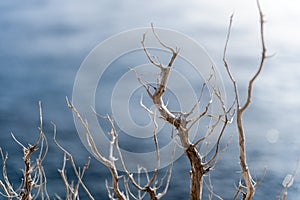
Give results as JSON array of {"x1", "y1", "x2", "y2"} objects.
[
  {"x1": 0, "y1": 102, "x2": 49, "y2": 200},
  {"x1": 1, "y1": 1, "x2": 298, "y2": 200}
]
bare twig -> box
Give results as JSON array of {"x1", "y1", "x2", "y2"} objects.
[
  {"x1": 139, "y1": 24, "x2": 230, "y2": 200},
  {"x1": 67, "y1": 97, "x2": 130, "y2": 200},
  {"x1": 0, "y1": 148, "x2": 18, "y2": 199},
  {"x1": 223, "y1": 1, "x2": 266, "y2": 199},
  {"x1": 0, "y1": 101, "x2": 50, "y2": 200},
  {"x1": 52, "y1": 122, "x2": 94, "y2": 200}
]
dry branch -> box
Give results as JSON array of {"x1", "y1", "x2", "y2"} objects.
[
  {"x1": 140, "y1": 24, "x2": 230, "y2": 200},
  {"x1": 52, "y1": 122, "x2": 94, "y2": 200},
  {"x1": 223, "y1": 1, "x2": 266, "y2": 199},
  {"x1": 67, "y1": 97, "x2": 173, "y2": 200},
  {"x1": 0, "y1": 101, "x2": 50, "y2": 200}
]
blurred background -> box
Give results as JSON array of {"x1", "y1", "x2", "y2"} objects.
[{"x1": 0, "y1": 0, "x2": 299, "y2": 199}]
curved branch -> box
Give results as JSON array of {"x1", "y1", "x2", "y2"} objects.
[{"x1": 223, "y1": 1, "x2": 267, "y2": 199}]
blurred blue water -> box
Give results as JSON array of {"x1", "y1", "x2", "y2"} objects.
[{"x1": 0, "y1": 0, "x2": 300, "y2": 199}]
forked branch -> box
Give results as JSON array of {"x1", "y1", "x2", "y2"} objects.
[
  {"x1": 67, "y1": 98, "x2": 173, "y2": 200},
  {"x1": 0, "y1": 101, "x2": 49, "y2": 200},
  {"x1": 223, "y1": 1, "x2": 267, "y2": 199},
  {"x1": 140, "y1": 24, "x2": 230, "y2": 200}
]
